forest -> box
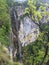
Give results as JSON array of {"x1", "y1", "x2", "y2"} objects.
[{"x1": 0, "y1": 0, "x2": 49, "y2": 65}]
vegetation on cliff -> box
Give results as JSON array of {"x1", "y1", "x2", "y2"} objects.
[{"x1": 0, "y1": 0, "x2": 49, "y2": 65}]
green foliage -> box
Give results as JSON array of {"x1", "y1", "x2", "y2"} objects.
[
  {"x1": 22, "y1": 1, "x2": 49, "y2": 65},
  {"x1": 0, "y1": 0, "x2": 10, "y2": 46},
  {"x1": 24, "y1": 0, "x2": 49, "y2": 22},
  {"x1": 23, "y1": 33, "x2": 49, "y2": 65},
  {"x1": 22, "y1": 42, "x2": 44, "y2": 65},
  {"x1": 0, "y1": 44, "x2": 11, "y2": 65},
  {"x1": 0, "y1": 44, "x2": 23, "y2": 65}
]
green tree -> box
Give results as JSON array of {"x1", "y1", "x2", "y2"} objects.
[{"x1": 0, "y1": 0, "x2": 10, "y2": 46}]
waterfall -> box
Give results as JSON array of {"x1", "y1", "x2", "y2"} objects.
[{"x1": 10, "y1": 7, "x2": 22, "y2": 62}]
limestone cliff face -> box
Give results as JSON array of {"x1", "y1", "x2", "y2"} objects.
[{"x1": 19, "y1": 16, "x2": 39, "y2": 46}]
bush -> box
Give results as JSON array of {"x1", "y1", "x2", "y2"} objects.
[{"x1": 0, "y1": 44, "x2": 23, "y2": 65}]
